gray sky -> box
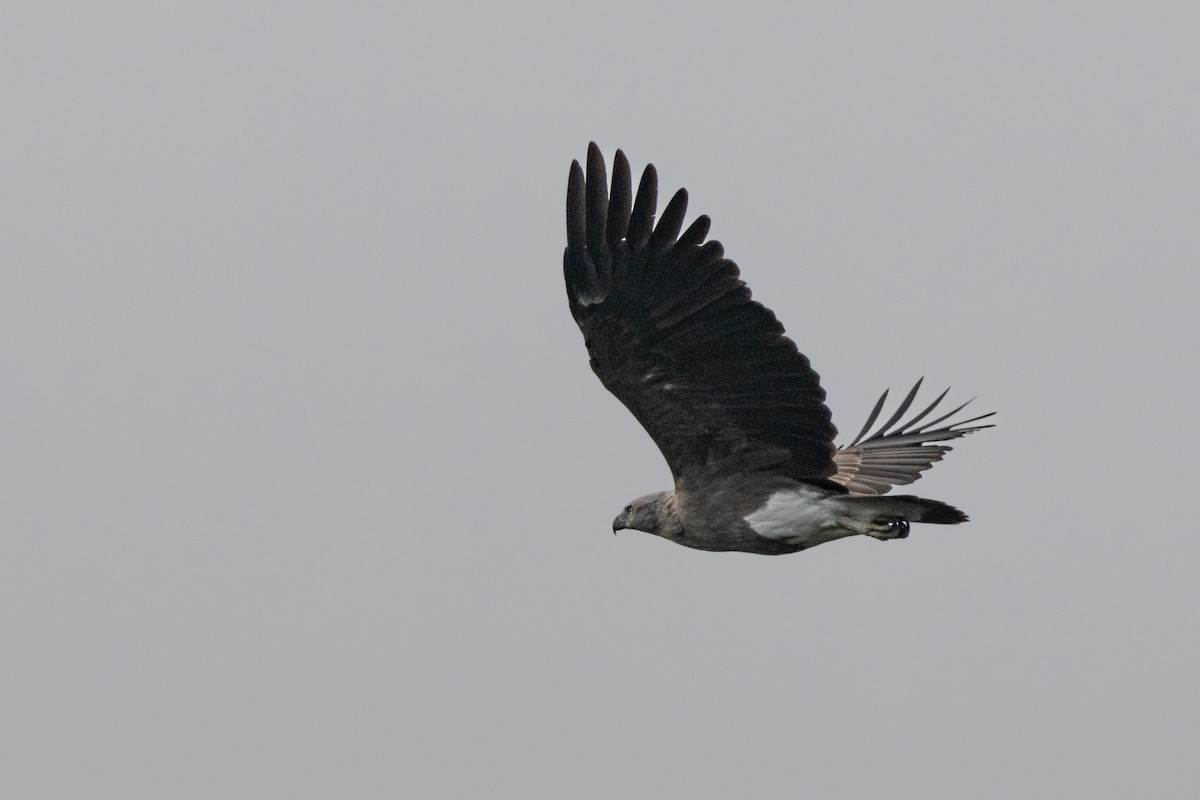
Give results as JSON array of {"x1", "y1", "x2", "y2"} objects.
[{"x1": 3, "y1": 1, "x2": 1198, "y2": 797}]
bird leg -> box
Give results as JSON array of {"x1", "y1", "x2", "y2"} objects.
[{"x1": 865, "y1": 517, "x2": 910, "y2": 540}]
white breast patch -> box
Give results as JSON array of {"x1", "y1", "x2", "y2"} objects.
[{"x1": 743, "y1": 487, "x2": 850, "y2": 545}]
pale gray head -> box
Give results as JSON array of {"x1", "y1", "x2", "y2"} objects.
[{"x1": 611, "y1": 491, "x2": 682, "y2": 538}]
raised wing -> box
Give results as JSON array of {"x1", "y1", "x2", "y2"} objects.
[
  {"x1": 564, "y1": 143, "x2": 839, "y2": 486},
  {"x1": 831, "y1": 379, "x2": 994, "y2": 495}
]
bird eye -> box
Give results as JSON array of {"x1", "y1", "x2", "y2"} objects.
[{"x1": 624, "y1": 504, "x2": 632, "y2": 514}]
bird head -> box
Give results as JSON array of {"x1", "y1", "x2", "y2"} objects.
[{"x1": 612, "y1": 491, "x2": 677, "y2": 537}]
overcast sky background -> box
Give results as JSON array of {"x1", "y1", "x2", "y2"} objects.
[{"x1": 3, "y1": 2, "x2": 1198, "y2": 797}]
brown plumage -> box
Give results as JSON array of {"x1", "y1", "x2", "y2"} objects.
[{"x1": 564, "y1": 144, "x2": 992, "y2": 554}]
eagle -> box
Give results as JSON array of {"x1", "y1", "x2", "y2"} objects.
[{"x1": 563, "y1": 144, "x2": 992, "y2": 555}]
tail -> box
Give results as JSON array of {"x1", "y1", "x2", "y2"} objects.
[
  {"x1": 871, "y1": 494, "x2": 969, "y2": 524},
  {"x1": 841, "y1": 494, "x2": 968, "y2": 540}
]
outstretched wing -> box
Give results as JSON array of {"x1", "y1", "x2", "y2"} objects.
[
  {"x1": 564, "y1": 143, "x2": 839, "y2": 486},
  {"x1": 831, "y1": 379, "x2": 994, "y2": 495}
]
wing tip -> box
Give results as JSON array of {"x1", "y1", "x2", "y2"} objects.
[{"x1": 566, "y1": 160, "x2": 586, "y2": 250}]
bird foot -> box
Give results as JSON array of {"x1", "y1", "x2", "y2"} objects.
[{"x1": 866, "y1": 517, "x2": 910, "y2": 540}]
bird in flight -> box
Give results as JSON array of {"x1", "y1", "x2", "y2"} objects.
[{"x1": 563, "y1": 143, "x2": 992, "y2": 555}]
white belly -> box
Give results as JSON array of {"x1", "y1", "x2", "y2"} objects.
[{"x1": 743, "y1": 487, "x2": 854, "y2": 547}]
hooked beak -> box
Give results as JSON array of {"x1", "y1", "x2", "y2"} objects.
[{"x1": 612, "y1": 513, "x2": 629, "y2": 534}]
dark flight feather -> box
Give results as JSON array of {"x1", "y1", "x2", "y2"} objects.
[{"x1": 564, "y1": 143, "x2": 839, "y2": 485}]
